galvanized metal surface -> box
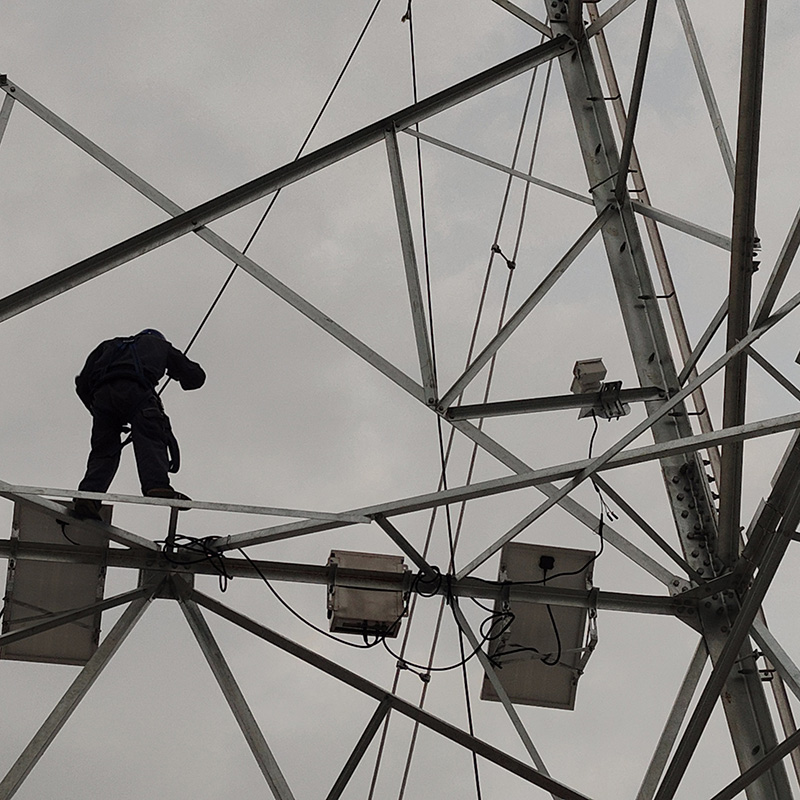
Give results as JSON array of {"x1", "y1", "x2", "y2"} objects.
[{"x1": 1, "y1": 2, "x2": 799, "y2": 798}]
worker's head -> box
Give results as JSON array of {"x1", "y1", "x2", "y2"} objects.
[{"x1": 137, "y1": 329, "x2": 166, "y2": 340}]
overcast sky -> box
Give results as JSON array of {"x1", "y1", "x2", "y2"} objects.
[{"x1": 2, "y1": 1, "x2": 800, "y2": 798}]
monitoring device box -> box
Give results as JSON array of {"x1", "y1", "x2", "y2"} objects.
[{"x1": 327, "y1": 550, "x2": 406, "y2": 638}]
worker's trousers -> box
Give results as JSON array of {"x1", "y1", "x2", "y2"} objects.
[{"x1": 79, "y1": 379, "x2": 171, "y2": 494}]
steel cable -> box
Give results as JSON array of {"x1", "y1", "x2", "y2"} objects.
[{"x1": 164, "y1": 0, "x2": 386, "y2": 374}]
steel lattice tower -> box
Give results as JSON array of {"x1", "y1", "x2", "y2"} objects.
[{"x1": 1, "y1": 1, "x2": 799, "y2": 799}]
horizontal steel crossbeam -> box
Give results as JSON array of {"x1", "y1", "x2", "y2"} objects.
[{"x1": 0, "y1": 36, "x2": 571, "y2": 324}]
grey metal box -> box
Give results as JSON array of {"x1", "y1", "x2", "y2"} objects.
[
  {"x1": 327, "y1": 550, "x2": 406, "y2": 638},
  {"x1": 481, "y1": 541, "x2": 594, "y2": 710},
  {"x1": 1, "y1": 502, "x2": 109, "y2": 665}
]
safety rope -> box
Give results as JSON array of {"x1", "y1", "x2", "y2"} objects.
[{"x1": 163, "y1": 0, "x2": 385, "y2": 376}]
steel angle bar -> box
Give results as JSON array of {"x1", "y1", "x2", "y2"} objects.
[
  {"x1": 384, "y1": 128, "x2": 436, "y2": 401},
  {"x1": 613, "y1": 0, "x2": 658, "y2": 203},
  {"x1": 585, "y1": 0, "x2": 640, "y2": 37},
  {"x1": 767, "y1": 652, "x2": 800, "y2": 788},
  {"x1": 717, "y1": 0, "x2": 769, "y2": 568},
  {"x1": 451, "y1": 603, "x2": 555, "y2": 793},
  {"x1": 325, "y1": 697, "x2": 392, "y2": 800},
  {"x1": 753, "y1": 611, "x2": 800, "y2": 790},
  {"x1": 2, "y1": 84, "x2": 424, "y2": 402},
  {"x1": 708, "y1": 727, "x2": 800, "y2": 800},
  {"x1": 7, "y1": 484, "x2": 369, "y2": 523},
  {"x1": 0, "y1": 586, "x2": 154, "y2": 649},
  {"x1": 751, "y1": 618, "x2": 800, "y2": 703},
  {"x1": 752, "y1": 203, "x2": 800, "y2": 329},
  {"x1": 677, "y1": 299, "x2": 727, "y2": 385},
  {"x1": 0, "y1": 480, "x2": 157, "y2": 551},
  {"x1": 179, "y1": 594, "x2": 295, "y2": 800},
  {"x1": 454, "y1": 296, "x2": 800, "y2": 579},
  {"x1": 446, "y1": 386, "x2": 664, "y2": 420},
  {"x1": 653, "y1": 516, "x2": 797, "y2": 800},
  {"x1": 590, "y1": 476, "x2": 703, "y2": 583},
  {"x1": 673, "y1": 0, "x2": 736, "y2": 186},
  {"x1": 0, "y1": 92, "x2": 14, "y2": 146},
  {"x1": 748, "y1": 347, "x2": 800, "y2": 403},
  {"x1": 453, "y1": 577, "x2": 679, "y2": 616},
  {"x1": 217, "y1": 410, "x2": 800, "y2": 555},
  {"x1": 629, "y1": 200, "x2": 731, "y2": 251},
  {"x1": 445, "y1": 419, "x2": 677, "y2": 585},
  {"x1": 188, "y1": 588, "x2": 595, "y2": 800},
  {"x1": 588, "y1": 3, "x2": 720, "y2": 482},
  {"x1": 372, "y1": 514, "x2": 437, "y2": 580},
  {"x1": 636, "y1": 640, "x2": 707, "y2": 800},
  {"x1": 490, "y1": 0, "x2": 553, "y2": 37},
  {"x1": 0, "y1": 584, "x2": 159, "y2": 800},
  {"x1": 440, "y1": 208, "x2": 611, "y2": 410},
  {"x1": 403, "y1": 128, "x2": 592, "y2": 206},
  {"x1": 0, "y1": 38, "x2": 572, "y2": 323}
]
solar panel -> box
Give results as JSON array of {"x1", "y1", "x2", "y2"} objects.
[
  {"x1": 1, "y1": 502, "x2": 109, "y2": 665},
  {"x1": 481, "y1": 541, "x2": 594, "y2": 710}
]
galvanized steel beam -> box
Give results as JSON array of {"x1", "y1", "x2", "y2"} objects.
[
  {"x1": 180, "y1": 594, "x2": 296, "y2": 800},
  {"x1": 548, "y1": 1, "x2": 789, "y2": 794},
  {"x1": 325, "y1": 698, "x2": 392, "y2": 800},
  {"x1": 439, "y1": 209, "x2": 610, "y2": 409},
  {"x1": 718, "y1": 0, "x2": 769, "y2": 567},
  {"x1": 0, "y1": 586, "x2": 155, "y2": 649},
  {"x1": 489, "y1": 0, "x2": 553, "y2": 37},
  {"x1": 613, "y1": 0, "x2": 657, "y2": 203},
  {"x1": 752, "y1": 203, "x2": 800, "y2": 328},
  {"x1": 217, "y1": 409, "x2": 800, "y2": 553},
  {"x1": 452, "y1": 603, "x2": 555, "y2": 794},
  {"x1": 384, "y1": 127, "x2": 437, "y2": 402},
  {"x1": 585, "y1": 0, "x2": 640, "y2": 37},
  {"x1": 0, "y1": 585, "x2": 158, "y2": 800},
  {"x1": 673, "y1": 0, "x2": 736, "y2": 186},
  {"x1": 635, "y1": 641, "x2": 707, "y2": 800},
  {"x1": 0, "y1": 92, "x2": 13, "y2": 147},
  {"x1": 1, "y1": 81, "x2": 424, "y2": 401},
  {"x1": 189, "y1": 588, "x2": 596, "y2": 800},
  {"x1": 0, "y1": 37, "x2": 571, "y2": 324}
]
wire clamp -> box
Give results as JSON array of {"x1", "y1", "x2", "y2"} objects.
[{"x1": 491, "y1": 243, "x2": 516, "y2": 270}]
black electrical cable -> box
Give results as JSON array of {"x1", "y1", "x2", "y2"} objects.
[
  {"x1": 58, "y1": 520, "x2": 84, "y2": 547},
  {"x1": 379, "y1": 603, "x2": 499, "y2": 674},
  {"x1": 157, "y1": 534, "x2": 232, "y2": 592},
  {"x1": 539, "y1": 566, "x2": 562, "y2": 667},
  {"x1": 239, "y1": 547, "x2": 402, "y2": 650},
  {"x1": 161, "y1": 0, "x2": 386, "y2": 380}
]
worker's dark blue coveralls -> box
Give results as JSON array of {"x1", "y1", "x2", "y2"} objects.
[{"x1": 76, "y1": 331, "x2": 205, "y2": 495}]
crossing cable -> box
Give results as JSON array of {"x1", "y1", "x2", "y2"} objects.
[
  {"x1": 387, "y1": 42, "x2": 551, "y2": 800},
  {"x1": 161, "y1": 0, "x2": 385, "y2": 378},
  {"x1": 378, "y1": 29, "x2": 554, "y2": 800}
]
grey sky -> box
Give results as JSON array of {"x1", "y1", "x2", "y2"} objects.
[{"x1": 2, "y1": 1, "x2": 800, "y2": 798}]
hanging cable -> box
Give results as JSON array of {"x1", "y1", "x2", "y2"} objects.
[
  {"x1": 160, "y1": 0, "x2": 385, "y2": 386},
  {"x1": 389, "y1": 37, "x2": 553, "y2": 800}
]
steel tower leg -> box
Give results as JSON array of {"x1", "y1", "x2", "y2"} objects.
[{"x1": 544, "y1": 3, "x2": 790, "y2": 797}]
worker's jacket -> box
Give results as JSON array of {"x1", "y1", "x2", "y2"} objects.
[{"x1": 75, "y1": 334, "x2": 205, "y2": 411}]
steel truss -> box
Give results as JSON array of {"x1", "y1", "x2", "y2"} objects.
[{"x1": 1, "y1": 1, "x2": 800, "y2": 798}]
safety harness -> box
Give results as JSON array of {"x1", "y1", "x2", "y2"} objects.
[{"x1": 89, "y1": 335, "x2": 181, "y2": 473}]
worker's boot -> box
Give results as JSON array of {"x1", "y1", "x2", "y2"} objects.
[
  {"x1": 72, "y1": 498, "x2": 102, "y2": 521},
  {"x1": 145, "y1": 487, "x2": 192, "y2": 503}
]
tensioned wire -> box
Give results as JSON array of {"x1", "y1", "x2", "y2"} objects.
[
  {"x1": 397, "y1": 57, "x2": 555, "y2": 800},
  {"x1": 166, "y1": 0, "x2": 385, "y2": 369},
  {"x1": 365, "y1": 22, "x2": 554, "y2": 800}
]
